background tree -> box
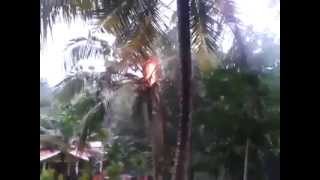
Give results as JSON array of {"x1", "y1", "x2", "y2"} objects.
[{"x1": 191, "y1": 27, "x2": 280, "y2": 180}]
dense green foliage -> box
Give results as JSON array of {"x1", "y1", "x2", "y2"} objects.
[{"x1": 40, "y1": 168, "x2": 55, "y2": 180}]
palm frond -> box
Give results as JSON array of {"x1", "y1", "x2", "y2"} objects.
[
  {"x1": 60, "y1": 0, "x2": 170, "y2": 74},
  {"x1": 71, "y1": 92, "x2": 98, "y2": 118},
  {"x1": 223, "y1": 26, "x2": 249, "y2": 70},
  {"x1": 190, "y1": 0, "x2": 237, "y2": 73},
  {"x1": 40, "y1": 0, "x2": 99, "y2": 45},
  {"x1": 79, "y1": 102, "x2": 105, "y2": 149},
  {"x1": 53, "y1": 69, "x2": 132, "y2": 108},
  {"x1": 216, "y1": 0, "x2": 238, "y2": 23},
  {"x1": 53, "y1": 74, "x2": 85, "y2": 104},
  {"x1": 64, "y1": 34, "x2": 111, "y2": 71},
  {"x1": 41, "y1": 114, "x2": 59, "y2": 130},
  {"x1": 98, "y1": 0, "x2": 167, "y2": 60}
]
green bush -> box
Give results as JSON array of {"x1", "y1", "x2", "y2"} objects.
[
  {"x1": 80, "y1": 165, "x2": 91, "y2": 180},
  {"x1": 40, "y1": 168, "x2": 55, "y2": 180},
  {"x1": 106, "y1": 161, "x2": 124, "y2": 180},
  {"x1": 79, "y1": 172, "x2": 90, "y2": 180}
]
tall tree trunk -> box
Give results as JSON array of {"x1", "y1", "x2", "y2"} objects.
[
  {"x1": 173, "y1": 0, "x2": 192, "y2": 179},
  {"x1": 243, "y1": 138, "x2": 250, "y2": 180},
  {"x1": 143, "y1": 85, "x2": 166, "y2": 180}
]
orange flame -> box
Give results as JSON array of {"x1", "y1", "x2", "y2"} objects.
[{"x1": 143, "y1": 57, "x2": 160, "y2": 87}]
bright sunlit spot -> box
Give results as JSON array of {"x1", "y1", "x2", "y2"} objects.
[
  {"x1": 40, "y1": 17, "x2": 89, "y2": 86},
  {"x1": 236, "y1": 0, "x2": 280, "y2": 38}
]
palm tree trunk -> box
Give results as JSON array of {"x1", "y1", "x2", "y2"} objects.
[
  {"x1": 243, "y1": 137, "x2": 250, "y2": 180},
  {"x1": 173, "y1": 0, "x2": 192, "y2": 179},
  {"x1": 144, "y1": 85, "x2": 166, "y2": 180}
]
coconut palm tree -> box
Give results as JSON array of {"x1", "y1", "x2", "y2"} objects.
[
  {"x1": 53, "y1": 70, "x2": 114, "y2": 145},
  {"x1": 172, "y1": 0, "x2": 192, "y2": 179},
  {"x1": 173, "y1": 0, "x2": 240, "y2": 179},
  {"x1": 40, "y1": 70, "x2": 111, "y2": 151}
]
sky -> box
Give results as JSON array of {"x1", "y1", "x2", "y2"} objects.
[
  {"x1": 236, "y1": 0, "x2": 280, "y2": 39},
  {"x1": 40, "y1": 0, "x2": 280, "y2": 87},
  {"x1": 40, "y1": 17, "x2": 90, "y2": 85}
]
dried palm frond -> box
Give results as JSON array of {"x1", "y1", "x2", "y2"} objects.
[{"x1": 64, "y1": 33, "x2": 111, "y2": 71}]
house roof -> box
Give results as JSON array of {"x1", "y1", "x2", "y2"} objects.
[
  {"x1": 40, "y1": 149, "x2": 94, "y2": 162},
  {"x1": 40, "y1": 149, "x2": 61, "y2": 161},
  {"x1": 40, "y1": 141, "x2": 104, "y2": 162},
  {"x1": 68, "y1": 149, "x2": 91, "y2": 161}
]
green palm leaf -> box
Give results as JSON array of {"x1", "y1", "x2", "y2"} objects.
[
  {"x1": 190, "y1": 0, "x2": 237, "y2": 73},
  {"x1": 98, "y1": 0, "x2": 167, "y2": 59},
  {"x1": 54, "y1": 75, "x2": 85, "y2": 104},
  {"x1": 79, "y1": 101, "x2": 105, "y2": 149}
]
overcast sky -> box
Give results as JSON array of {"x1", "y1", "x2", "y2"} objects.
[{"x1": 40, "y1": 0, "x2": 279, "y2": 87}]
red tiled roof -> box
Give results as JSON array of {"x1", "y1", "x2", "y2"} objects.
[
  {"x1": 68, "y1": 149, "x2": 91, "y2": 161},
  {"x1": 40, "y1": 149, "x2": 61, "y2": 161},
  {"x1": 40, "y1": 141, "x2": 104, "y2": 162}
]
